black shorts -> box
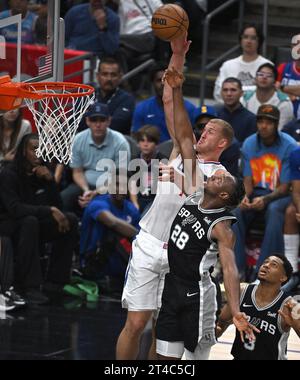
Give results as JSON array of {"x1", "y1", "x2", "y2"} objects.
[{"x1": 156, "y1": 272, "x2": 218, "y2": 352}]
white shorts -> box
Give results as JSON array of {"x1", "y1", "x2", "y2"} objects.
[
  {"x1": 122, "y1": 230, "x2": 169, "y2": 312},
  {"x1": 156, "y1": 339, "x2": 211, "y2": 360}
]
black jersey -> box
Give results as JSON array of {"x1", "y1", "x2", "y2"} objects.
[
  {"x1": 231, "y1": 284, "x2": 291, "y2": 360},
  {"x1": 167, "y1": 193, "x2": 236, "y2": 283}
]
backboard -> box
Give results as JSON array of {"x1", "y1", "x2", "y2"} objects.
[{"x1": 0, "y1": 0, "x2": 63, "y2": 83}]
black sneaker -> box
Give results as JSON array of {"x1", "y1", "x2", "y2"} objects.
[
  {"x1": 23, "y1": 289, "x2": 49, "y2": 305},
  {"x1": 5, "y1": 287, "x2": 26, "y2": 306},
  {"x1": 0, "y1": 293, "x2": 16, "y2": 312}
]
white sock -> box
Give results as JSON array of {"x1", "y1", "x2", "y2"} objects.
[{"x1": 284, "y1": 234, "x2": 300, "y2": 273}]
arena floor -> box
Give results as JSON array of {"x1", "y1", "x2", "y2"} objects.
[{"x1": 0, "y1": 293, "x2": 299, "y2": 360}]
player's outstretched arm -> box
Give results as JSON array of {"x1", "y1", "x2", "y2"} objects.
[
  {"x1": 165, "y1": 67, "x2": 203, "y2": 194},
  {"x1": 212, "y1": 221, "x2": 260, "y2": 342},
  {"x1": 163, "y1": 32, "x2": 191, "y2": 161}
]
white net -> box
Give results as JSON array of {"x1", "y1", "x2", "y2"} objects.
[{"x1": 24, "y1": 84, "x2": 95, "y2": 164}]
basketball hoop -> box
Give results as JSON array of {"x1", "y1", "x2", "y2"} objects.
[{"x1": 0, "y1": 75, "x2": 95, "y2": 164}]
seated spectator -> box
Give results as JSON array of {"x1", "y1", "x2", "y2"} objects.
[
  {"x1": 0, "y1": 0, "x2": 38, "y2": 44},
  {"x1": 64, "y1": 0, "x2": 120, "y2": 57},
  {"x1": 214, "y1": 24, "x2": 272, "y2": 103},
  {"x1": 61, "y1": 102, "x2": 130, "y2": 213},
  {"x1": 216, "y1": 77, "x2": 257, "y2": 145},
  {"x1": 193, "y1": 105, "x2": 240, "y2": 177},
  {"x1": 281, "y1": 147, "x2": 300, "y2": 293},
  {"x1": 79, "y1": 56, "x2": 135, "y2": 135},
  {"x1": 282, "y1": 116, "x2": 300, "y2": 142},
  {"x1": 242, "y1": 63, "x2": 294, "y2": 130},
  {"x1": 232, "y1": 105, "x2": 297, "y2": 281},
  {"x1": 277, "y1": 33, "x2": 300, "y2": 120},
  {"x1": 0, "y1": 134, "x2": 78, "y2": 304},
  {"x1": 118, "y1": 0, "x2": 163, "y2": 71},
  {"x1": 80, "y1": 170, "x2": 140, "y2": 287},
  {"x1": 130, "y1": 125, "x2": 167, "y2": 214},
  {"x1": 0, "y1": 108, "x2": 32, "y2": 164},
  {"x1": 131, "y1": 62, "x2": 195, "y2": 143}
]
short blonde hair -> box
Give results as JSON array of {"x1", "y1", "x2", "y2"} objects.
[{"x1": 209, "y1": 119, "x2": 234, "y2": 148}]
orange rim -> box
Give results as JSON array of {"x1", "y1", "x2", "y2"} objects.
[{"x1": 21, "y1": 81, "x2": 95, "y2": 99}]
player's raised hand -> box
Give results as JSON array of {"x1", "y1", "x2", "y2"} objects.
[
  {"x1": 171, "y1": 31, "x2": 191, "y2": 56},
  {"x1": 233, "y1": 312, "x2": 260, "y2": 343},
  {"x1": 164, "y1": 67, "x2": 185, "y2": 89}
]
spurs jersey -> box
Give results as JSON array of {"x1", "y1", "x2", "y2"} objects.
[
  {"x1": 231, "y1": 284, "x2": 291, "y2": 360},
  {"x1": 140, "y1": 155, "x2": 226, "y2": 242},
  {"x1": 168, "y1": 192, "x2": 236, "y2": 282}
]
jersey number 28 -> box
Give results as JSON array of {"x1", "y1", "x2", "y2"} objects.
[{"x1": 171, "y1": 225, "x2": 189, "y2": 250}]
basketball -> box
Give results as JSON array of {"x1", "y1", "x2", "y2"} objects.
[{"x1": 151, "y1": 4, "x2": 189, "y2": 42}]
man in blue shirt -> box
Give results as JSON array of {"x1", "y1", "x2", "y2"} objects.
[
  {"x1": 280, "y1": 147, "x2": 300, "y2": 293},
  {"x1": 79, "y1": 56, "x2": 135, "y2": 135},
  {"x1": 216, "y1": 77, "x2": 257, "y2": 145},
  {"x1": 64, "y1": 0, "x2": 120, "y2": 57},
  {"x1": 61, "y1": 102, "x2": 130, "y2": 213},
  {"x1": 80, "y1": 171, "x2": 140, "y2": 280},
  {"x1": 233, "y1": 104, "x2": 297, "y2": 280},
  {"x1": 131, "y1": 63, "x2": 196, "y2": 143},
  {"x1": 0, "y1": 0, "x2": 37, "y2": 44}
]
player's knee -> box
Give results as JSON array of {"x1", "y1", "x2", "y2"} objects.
[
  {"x1": 125, "y1": 316, "x2": 149, "y2": 336},
  {"x1": 285, "y1": 203, "x2": 296, "y2": 219}
]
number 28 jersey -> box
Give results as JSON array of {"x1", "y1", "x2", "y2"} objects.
[{"x1": 168, "y1": 192, "x2": 236, "y2": 282}]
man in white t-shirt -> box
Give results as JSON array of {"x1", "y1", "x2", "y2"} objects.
[
  {"x1": 116, "y1": 33, "x2": 234, "y2": 360},
  {"x1": 214, "y1": 24, "x2": 272, "y2": 103},
  {"x1": 118, "y1": 0, "x2": 162, "y2": 69},
  {"x1": 242, "y1": 63, "x2": 294, "y2": 130}
]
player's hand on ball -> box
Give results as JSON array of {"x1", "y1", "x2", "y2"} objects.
[
  {"x1": 171, "y1": 31, "x2": 191, "y2": 56},
  {"x1": 164, "y1": 67, "x2": 185, "y2": 88}
]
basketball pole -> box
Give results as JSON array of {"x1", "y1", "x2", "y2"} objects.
[{"x1": 57, "y1": 17, "x2": 65, "y2": 83}]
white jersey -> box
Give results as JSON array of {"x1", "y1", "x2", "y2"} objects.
[
  {"x1": 118, "y1": 0, "x2": 162, "y2": 35},
  {"x1": 139, "y1": 155, "x2": 226, "y2": 242},
  {"x1": 213, "y1": 55, "x2": 273, "y2": 103}
]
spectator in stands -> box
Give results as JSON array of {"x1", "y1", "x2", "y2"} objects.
[
  {"x1": 117, "y1": 0, "x2": 163, "y2": 71},
  {"x1": 80, "y1": 169, "x2": 140, "y2": 288},
  {"x1": 0, "y1": 134, "x2": 78, "y2": 305},
  {"x1": 129, "y1": 125, "x2": 167, "y2": 214},
  {"x1": 61, "y1": 102, "x2": 130, "y2": 213},
  {"x1": 0, "y1": 0, "x2": 38, "y2": 44},
  {"x1": 216, "y1": 77, "x2": 257, "y2": 145},
  {"x1": 281, "y1": 148, "x2": 300, "y2": 293},
  {"x1": 64, "y1": 0, "x2": 120, "y2": 57},
  {"x1": 282, "y1": 115, "x2": 300, "y2": 142},
  {"x1": 79, "y1": 57, "x2": 135, "y2": 135},
  {"x1": 131, "y1": 62, "x2": 196, "y2": 143},
  {"x1": 232, "y1": 104, "x2": 297, "y2": 281},
  {"x1": 242, "y1": 63, "x2": 294, "y2": 130},
  {"x1": 214, "y1": 24, "x2": 272, "y2": 103},
  {"x1": 193, "y1": 105, "x2": 240, "y2": 177},
  {"x1": 0, "y1": 108, "x2": 32, "y2": 164},
  {"x1": 277, "y1": 34, "x2": 300, "y2": 120}
]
